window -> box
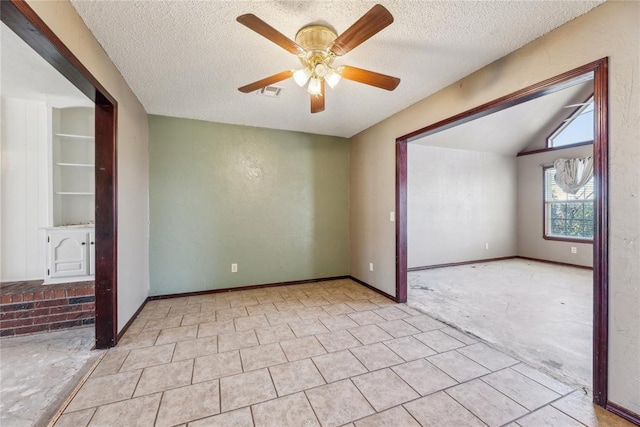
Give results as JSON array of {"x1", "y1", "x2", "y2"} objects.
[
  {"x1": 548, "y1": 97, "x2": 594, "y2": 147},
  {"x1": 544, "y1": 167, "x2": 594, "y2": 240}
]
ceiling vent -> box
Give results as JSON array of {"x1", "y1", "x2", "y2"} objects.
[{"x1": 257, "y1": 86, "x2": 282, "y2": 97}]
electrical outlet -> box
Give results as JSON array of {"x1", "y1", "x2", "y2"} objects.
[
  {"x1": 485, "y1": 243, "x2": 489, "y2": 250},
  {"x1": 231, "y1": 263, "x2": 238, "y2": 273},
  {"x1": 369, "y1": 263, "x2": 374, "y2": 272},
  {"x1": 571, "y1": 247, "x2": 577, "y2": 254},
  {"x1": 389, "y1": 212, "x2": 395, "y2": 222}
]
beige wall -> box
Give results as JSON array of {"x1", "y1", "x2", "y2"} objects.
[
  {"x1": 350, "y1": 1, "x2": 639, "y2": 413},
  {"x1": 517, "y1": 144, "x2": 594, "y2": 267},
  {"x1": 408, "y1": 145, "x2": 517, "y2": 268},
  {"x1": 26, "y1": 0, "x2": 150, "y2": 332},
  {"x1": 148, "y1": 115, "x2": 349, "y2": 295}
]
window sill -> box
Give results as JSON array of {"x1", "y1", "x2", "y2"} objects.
[{"x1": 543, "y1": 235, "x2": 594, "y2": 244}]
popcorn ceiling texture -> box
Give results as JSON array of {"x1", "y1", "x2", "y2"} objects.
[{"x1": 69, "y1": 0, "x2": 601, "y2": 138}]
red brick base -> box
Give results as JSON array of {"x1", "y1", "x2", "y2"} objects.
[{"x1": 0, "y1": 281, "x2": 95, "y2": 337}]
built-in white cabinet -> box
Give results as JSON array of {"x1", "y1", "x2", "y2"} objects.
[
  {"x1": 43, "y1": 106, "x2": 96, "y2": 284},
  {"x1": 45, "y1": 226, "x2": 95, "y2": 284}
]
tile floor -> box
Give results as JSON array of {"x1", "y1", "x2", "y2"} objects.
[{"x1": 53, "y1": 279, "x2": 633, "y2": 427}]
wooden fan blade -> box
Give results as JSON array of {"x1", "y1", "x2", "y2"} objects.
[
  {"x1": 238, "y1": 70, "x2": 293, "y2": 93},
  {"x1": 329, "y1": 4, "x2": 393, "y2": 56},
  {"x1": 310, "y1": 80, "x2": 325, "y2": 113},
  {"x1": 340, "y1": 66, "x2": 400, "y2": 91},
  {"x1": 237, "y1": 14, "x2": 305, "y2": 55}
]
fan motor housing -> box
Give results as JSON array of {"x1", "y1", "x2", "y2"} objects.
[{"x1": 295, "y1": 25, "x2": 337, "y2": 68}]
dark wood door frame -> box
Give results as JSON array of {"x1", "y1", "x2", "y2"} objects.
[
  {"x1": 2, "y1": 0, "x2": 119, "y2": 348},
  {"x1": 395, "y1": 59, "x2": 609, "y2": 406}
]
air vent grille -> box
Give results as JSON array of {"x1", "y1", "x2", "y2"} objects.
[{"x1": 257, "y1": 86, "x2": 282, "y2": 97}]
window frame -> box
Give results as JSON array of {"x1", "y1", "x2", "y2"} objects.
[
  {"x1": 546, "y1": 95, "x2": 594, "y2": 148},
  {"x1": 542, "y1": 165, "x2": 594, "y2": 243}
]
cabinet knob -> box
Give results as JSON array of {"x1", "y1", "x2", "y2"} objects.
[
  {"x1": 81, "y1": 242, "x2": 86, "y2": 245},
  {"x1": 90, "y1": 242, "x2": 94, "y2": 245}
]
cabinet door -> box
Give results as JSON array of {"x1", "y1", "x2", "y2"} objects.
[{"x1": 48, "y1": 231, "x2": 89, "y2": 278}]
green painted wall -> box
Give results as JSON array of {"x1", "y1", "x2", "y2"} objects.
[{"x1": 148, "y1": 115, "x2": 350, "y2": 296}]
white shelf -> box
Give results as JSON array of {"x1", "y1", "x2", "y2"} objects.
[
  {"x1": 55, "y1": 133, "x2": 94, "y2": 141},
  {"x1": 55, "y1": 192, "x2": 95, "y2": 196},
  {"x1": 55, "y1": 162, "x2": 95, "y2": 168}
]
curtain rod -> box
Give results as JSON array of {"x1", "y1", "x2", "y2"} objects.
[{"x1": 539, "y1": 162, "x2": 554, "y2": 168}]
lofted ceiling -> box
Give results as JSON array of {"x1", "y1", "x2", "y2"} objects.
[{"x1": 70, "y1": 1, "x2": 603, "y2": 138}]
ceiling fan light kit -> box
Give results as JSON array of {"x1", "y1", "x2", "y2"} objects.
[{"x1": 237, "y1": 4, "x2": 401, "y2": 113}]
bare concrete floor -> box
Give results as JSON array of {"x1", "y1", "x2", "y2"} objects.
[
  {"x1": 408, "y1": 258, "x2": 592, "y2": 389},
  {"x1": 0, "y1": 327, "x2": 101, "y2": 427}
]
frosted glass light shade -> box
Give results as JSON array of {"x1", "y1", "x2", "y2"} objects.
[
  {"x1": 325, "y1": 69, "x2": 342, "y2": 88},
  {"x1": 307, "y1": 77, "x2": 322, "y2": 95},
  {"x1": 293, "y1": 68, "x2": 311, "y2": 87}
]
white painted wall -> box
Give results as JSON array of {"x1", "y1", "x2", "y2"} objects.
[
  {"x1": 517, "y1": 144, "x2": 593, "y2": 267},
  {"x1": 350, "y1": 2, "x2": 639, "y2": 413},
  {"x1": 0, "y1": 97, "x2": 48, "y2": 281},
  {"x1": 25, "y1": 0, "x2": 150, "y2": 332},
  {"x1": 408, "y1": 145, "x2": 517, "y2": 268}
]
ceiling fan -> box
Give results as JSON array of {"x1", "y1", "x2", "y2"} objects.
[{"x1": 236, "y1": 4, "x2": 401, "y2": 113}]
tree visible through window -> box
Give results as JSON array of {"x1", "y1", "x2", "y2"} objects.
[
  {"x1": 548, "y1": 97, "x2": 594, "y2": 147},
  {"x1": 544, "y1": 167, "x2": 594, "y2": 240}
]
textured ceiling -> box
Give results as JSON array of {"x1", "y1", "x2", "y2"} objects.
[
  {"x1": 413, "y1": 79, "x2": 593, "y2": 156},
  {"x1": 70, "y1": 1, "x2": 603, "y2": 138}
]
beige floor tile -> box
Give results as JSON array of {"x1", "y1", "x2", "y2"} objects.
[
  {"x1": 234, "y1": 314, "x2": 269, "y2": 331},
  {"x1": 427, "y1": 350, "x2": 490, "y2": 382},
  {"x1": 155, "y1": 380, "x2": 220, "y2": 427},
  {"x1": 440, "y1": 326, "x2": 478, "y2": 345},
  {"x1": 305, "y1": 379, "x2": 375, "y2": 427},
  {"x1": 299, "y1": 297, "x2": 331, "y2": 307},
  {"x1": 116, "y1": 330, "x2": 160, "y2": 350},
  {"x1": 181, "y1": 312, "x2": 217, "y2": 327},
  {"x1": 88, "y1": 393, "x2": 161, "y2": 426},
  {"x1": 143, "y1": 315, "x2": 183, "y2": 332},
  {"x1": 482, "y1": 368, "x2": 560, "y2": 410},
  {"x1": 197, "y1": 320, "x2": 236, "y2": 338},
  {"x1": 346, "y1": 301, "x2": 380, "y2": 312},
  {"x1": 354, "y1": 405, "x2": 420, "y2": 427},
  {"x1": 511, "y1": 363, "x2": 575, "y2": 395},
  {"x1": 134, "y1": 359, "x2": 193, "y2": 397},
  {"x1": 348, "y1": 325, "x2": 393, "y2": 345},
  {"x1": 403, "y1": 314, "x2": 445, "y2": 332},
  {"x1": 247, "y1": 303, "x2": 278, "y2": 316},
  {"x1": 372, "y1": 306, "x2": 409, "y2": 321},
  {"x1": 516, "y1": 405, "x2": 584, "y2": 427},
  {"x1": 414, "y1": 330, "x2": 466, "y2": 353},
  {"x1": 280, "y1": 336, "x2": 327, "y2": 361},
  {"x1": 315, "y1": 330, "x2": 361, "y2": 353},
  {"x1": 120, "y1": 343, "x2": 175, "y2": 372},
  {"x1": 392, "y1": 359, "x2": 457, "y2": 396},
  {"x1": 320, "y1": 314, "x2": 359, "y2": 331},
  {"x1": 457, "y1": 343, "x2": 519, "y2": 371},
  {"x1": 269, "y1": 358, "x2": 325, "y2": 396},
  {"x1": 200, "y1": 301, "x2": 231, "y2": 312},
  {"x1": 252, "y1": 392, "x2": 320, "y2": 427},
  {"x1": 296, "y1": 306, "x2": 331, "y2": 320},
  {"x1": 54, "y1": 408, "x2": 95, "y2": 427},
  {"x1": 347, "y1": 311, "x2": 385, "y2": 326},
  {"x1": 397, "y1": 305, "x2": 423, "y2": 317},
  {"x1": 173, "y1": 336, "x2": 218, "y2": 362},
  {"x1": 274, "y1": 300, "x2": 305, "y2": 311},
  {"x1": 404, "y1": 391, "x2": 486, "y2": 427},
  {"x1": 446, "y1": 379, "x2": 528, "y2": 426},
  {"x1": 91, "y1": 350, "x2": 128, "y2": 378},
  {"x1": 551, "y1": 391, "x2": 636, "y2": 427},
  {"x1": 240, "y1": 343, "x2": 287, "y2": 371},
  {"x1": 218, "y1": 330, "x2": 259, "y2": 352},
  {"x1": 156, "y1": 297, "x2": 189, "y2": 308},
  {"x1": 188, "y1": 407, "x2": 254, "y2": 427},
  {"x1": 324, "y1": 293, "x2": 354, "y2": 304},
  {"x1": 376, "y1": 319, "x2": 420, "y2": 338},
  {"x1": 155, "y1": 325, "x2": 198, "y2": 345},
  {"x1": 384, "y1": 336, "x2": 436, "y2": 361},
  {"x1": 323, "y1": 303, "x2": 355, "y2": 316},
  {"x1": 289, "y1": 319, "x2": 330, "y2": 337},
  {"x1": 265, "y1": 310, "x2": 301, "y2": 326},
  {"x1": 255, "y1": 324, "x2": 295, "y2": 344},
  {"x1": 65, "y1": 370, "x2": 141, "y2": 412},
  {"x1": 350, "y1": 343, "x2": 404, "y2": 371},
  {"x1": 230, "y1": 297, "x2": 259, "y2": 308},
  {"x1": 312, "y1": 350, "x2": 368, "y2": 383},
  {"x1": 168, "y1": 304, "x2": 202, "y2": 316},
  {"x1": 257, "y1": 294, "x2": 284, "y2": 304},
  {"x1": 220, "y1": 368, "x2": 277, "y2": 412},
  {"x1": 193, "y1": 350, "x2": 242, "y2": 383},
  {"x1": 352, "y1": 369, "x2": 419, "y2": 411},
  {"x1": 216, "y1": 307, "x2": 248, "y2": 322}
]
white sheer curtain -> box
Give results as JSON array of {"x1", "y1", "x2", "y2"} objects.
[{"x1": 554, "y1": 156, "x2": 594, "y2": 194}]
